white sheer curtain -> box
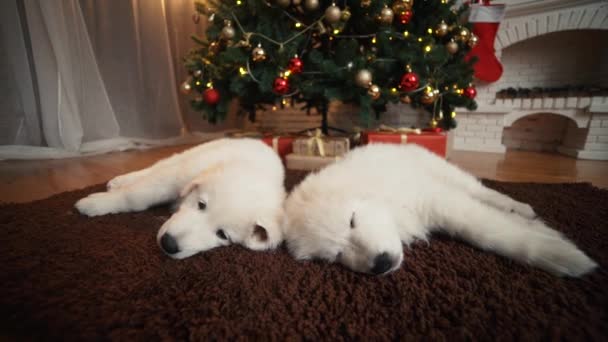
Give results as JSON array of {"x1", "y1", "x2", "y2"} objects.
[{"x1": 0, "y1": 0, "x2": 229, "y2": 160}]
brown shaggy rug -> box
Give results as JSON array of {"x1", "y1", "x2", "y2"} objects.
[{"x1": 1, "y1": 171, "x2": 607, "y2": 341}]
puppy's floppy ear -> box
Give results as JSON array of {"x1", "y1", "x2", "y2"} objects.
[
  {"x1": 180, "y1": 163, "x2": 227, "y2": 198},
  {"x1": 253, "y1": 224, "x2": 268, "y2": 242},
  {"x1": 180, "y1": 182, "x2": 199, "y2": 198}
]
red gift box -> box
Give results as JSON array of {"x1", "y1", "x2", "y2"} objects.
[
  {"x1": 361, "y1": 130, "x2": 447, "y2": 157},
  {"x1": 261, "y1": 135, "x2": 295, "y2": 161}
]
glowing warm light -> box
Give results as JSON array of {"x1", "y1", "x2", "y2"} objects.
[
  {"x1": 372, "y1": 36, "x2": 377, "y2": 44},
  {"x1": 403, "y1": 31, "x2": 409, "y2": 37},
  {"x1": 272, "y1": 106, "x2": 277, "y2": 111},
  {"x1": 206, "y1": 82, "x2": 213, "y2": 88},
  {"x1": 295, "y1": 22, "x2": 302, "y2": 28},
  {"x1": 333, "y1": 29, "x2": 340, "y2": 35},
  {"x1": 427, "y1": 28, "x2": 433, "y2": 34},
  {"x1": 284, "y1": 70, "x2": 292, "y2": 78},
  {"x1": 236, "y1": 0, "x2": 242, "y2": 5},
  {"x1": 451, "y1": 111, "x2": 457, "y2": 118},
  {"x1": 391, "y1": 88, "x2": 398, "y2": 93},
  {"x1": 195, "y1": 80, "x2": 201, "y2": 86},
  {"x1": 424, "y1": 45, "x2": 432, "y2": 53},
  {"x1": 239, "y1": 67, "x2": 247, "y2": 76},
  {"x1": 417, "y1": 37, "x2": 423, "y2": 42}
]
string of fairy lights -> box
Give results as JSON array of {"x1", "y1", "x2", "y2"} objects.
[{"x1": 183, "y1": 0, "x2": 479, "y2": 126}]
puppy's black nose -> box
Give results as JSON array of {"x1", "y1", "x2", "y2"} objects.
[
  {"x1": 160, "y1": 233, "x2": 180, "y2": 255},
  {"x1": 371, "y1": 252, "x2": 393, "y2": 275}
]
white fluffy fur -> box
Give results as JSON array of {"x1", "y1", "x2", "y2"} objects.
[
  {"x1": 284, "y1": 143, "x2": 598, "y2": 277},
  {"x1": 75, "y1": 139, "x2": 286, "y2": 258}
]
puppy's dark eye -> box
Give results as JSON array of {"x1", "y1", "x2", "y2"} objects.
[
  {"x1": 216, "y1": 229, "x2": 227, "y2": 240},
  {"x1": 198, "y1": 201, "x2": 207, "y2": 210},
  {"x1": 350, "y1": 213, "x2": 356, "y2": 229}
]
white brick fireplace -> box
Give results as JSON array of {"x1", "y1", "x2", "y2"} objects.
[{"x1": 453, "y1": 0, "x2": 608, "y2": 160}]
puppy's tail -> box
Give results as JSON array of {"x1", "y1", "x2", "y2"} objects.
[{"x1": 429, "y1": 193, "x2": 598, "y2": 277}]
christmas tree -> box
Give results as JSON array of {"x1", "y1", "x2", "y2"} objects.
[{"x1": 182, "y1": 0, "x2": 479, "y2": 133}]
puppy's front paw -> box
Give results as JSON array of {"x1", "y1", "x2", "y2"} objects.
[
  {"x1": 106, "y1": 175, "x2": 132, "y2": 191},
  {"x1": 75, "y1": 192, "x2": 124, "y2": 217}
]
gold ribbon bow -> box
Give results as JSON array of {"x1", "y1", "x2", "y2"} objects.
[
  {"x1": 377, "y1": 125, "x2": 421, "y2": 144},
  {"x1": 305, "y1": 128, "x2": 326, "y2": 157}
]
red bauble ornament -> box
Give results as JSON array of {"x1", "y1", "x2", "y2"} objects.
[
  {"x1": 463, "y1": 86, "x2": 477, "y2": 99},
  {"x1": 273, "y1": 77, "x2": 290, "y2": 94},
  {"x1": 288, "y1": 56, "x2": 304, "y2": 75},
  {"x1": 399, "y1": 72, "x2": 420, "y2": 92},
  {"x1": 203, "y1": 88, "x2": 220, "y2": 105},
  {"x1": 398, "y1": 10, "x2": 413, "y2": 25}
]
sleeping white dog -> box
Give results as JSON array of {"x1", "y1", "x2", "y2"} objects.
[
  {"x1": 284, "y1": 143, "x2": 598, "y2": 277},
  {"x1": 75, "y1": 138, "x2": 285, "y2": 259}
]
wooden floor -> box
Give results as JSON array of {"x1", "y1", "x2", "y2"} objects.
[{"x1": 0, "y1": 145, "x2": 607, "y2": 204}]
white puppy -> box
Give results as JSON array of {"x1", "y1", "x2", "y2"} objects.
[
  {"x1": 284, "y1": 144, "x2": 598, "y2": 277},
  {"x1": 76, "y1": 139, "x2": 285, "y2": 259}
]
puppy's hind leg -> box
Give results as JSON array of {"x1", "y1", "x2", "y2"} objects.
[
  {"x1": 429, "y1": 192, "x2": 597, "y2": 277},
  {"x1": 78, "y1": 170, "x2": 180, "y2": 216},
  {"x1": 428, "y1": 160, "x2": 536, "y2": 218}
]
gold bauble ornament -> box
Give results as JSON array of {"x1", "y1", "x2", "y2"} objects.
[
  {"x1": 304, "y1": 0, "x2": 319, "y2": 11},
  {"x1": 421, "y1": 88, "x2": 438, "y2": 105},
  {"x1": 446, "y1": 39, "x2": 459, "y2": 54},
  {"x1": 379, "y1": 6, "x2": 395, "y2": 25},
  {"x1": 456, "y1": 27, "x2": 470, "y2": 42},
  {"x1": 368, "y1": 84, "x2": 381, "y2": 100},
  {"x1": 400, "y1": 94, "x2": 412, "y2": 104},
  {"x1": 252, "y1": 44, "x2": 267, "y2": 62},
  {"x1": 180, "y1": 79, "x2": 192, "y2": 95},
  {"x1": 275, "y1": 0, "x2": 291, "y2": 8},
  {"x1": 207, "y1": 41, "x2": 221, "y2": 56},
  {"x1": 430, "y1": 118, "x2": 438, "y2": 128},
  {"x1": 360, "y1": 0, "x2": 372, "y2": 8},
  {"x1": 392, "y1": 2, "x2": 406, "y2": 14},
  {"x1": 355, "y1": 69, "x2": 373, "y2": 88},
  {"x1": 325, "y1": 4, "x2": 342, "y2": 24},
  {"x1": 341, "y1": 8, "x2": 352, "y2": 21},
  {"x1": 436, "y1": 21, "x2": 448, "y2": 37},
  {"x1": 467, "y1": 34, "x2": 479, "y2": 48}
]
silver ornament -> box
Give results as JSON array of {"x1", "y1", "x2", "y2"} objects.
[
  {"x1": 325, "y1": 4, "x2": 342, "y2": 24},
  {"x1": 304, "y1": 0, "x2": 319, "y2": 11},
  {"x1": 379, "y1": 6, "x2": 394, "y2": 25},
  {"x1": 275, "y1": 0, "x2": 291, "y2": 8},
  {"x1": 355, "y1": 69, "x2": 372, "y2": 88},
  {"x1": 220, "y1": 25, "x2": 235, "y2": 40}
]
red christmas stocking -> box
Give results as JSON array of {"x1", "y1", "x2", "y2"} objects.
[{"x1": 466, "y1": 2, "x2": 506, "y2": 82}]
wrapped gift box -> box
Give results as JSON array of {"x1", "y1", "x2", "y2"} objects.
[
  {"x1": 226, "y1": 131, "x2": 295, "y2": 161},
  {"x1": 292, "y1": 136, "x2": 350, "y2": 157},
  {"x1": 261, "y1": 135, "x2": 295, "y2": 161},
  {"x1": 286, "y1": 153, "x2": 341, "y2": 171},
  {"x1": 361, "y1": 130, "x2": 447, "y2": 157}
]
